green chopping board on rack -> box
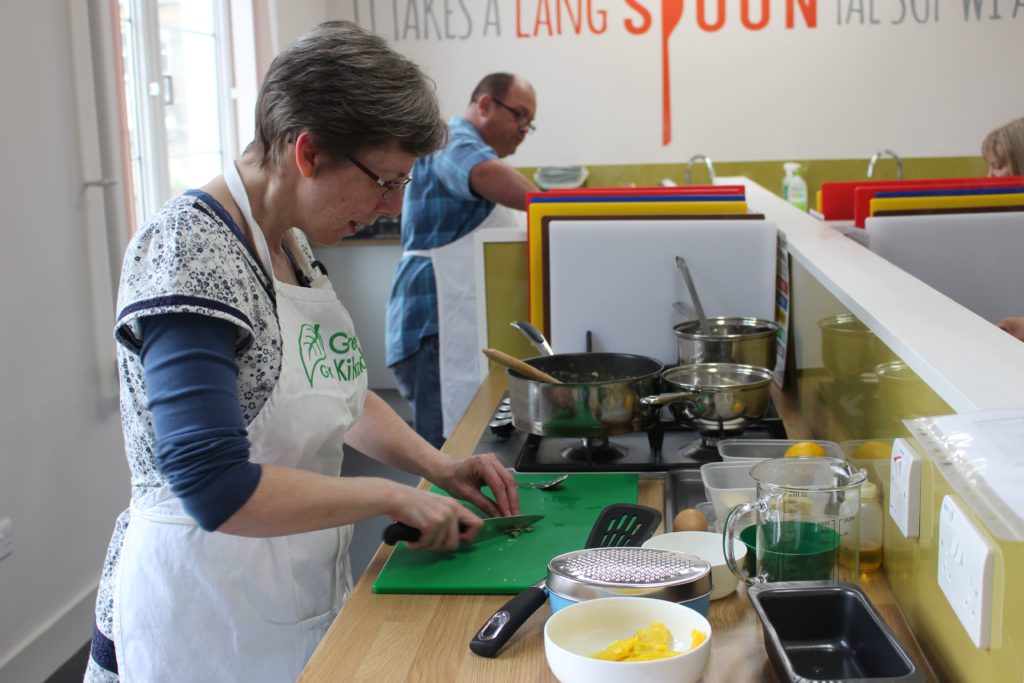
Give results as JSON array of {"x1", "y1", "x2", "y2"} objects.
[{"x1": 372, "y1": 473, "x2": 639, "y2": 595}]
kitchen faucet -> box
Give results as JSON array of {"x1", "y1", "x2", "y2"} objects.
[
  {"x1": 685, "y1": 154, "x2": 716, "y2": 185},
  {"x1": 867, "y1": 149, "x2": 903, "y2": 180}
]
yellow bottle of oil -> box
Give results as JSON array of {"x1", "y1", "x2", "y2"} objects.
[{"x1": 858, "y1": 481, "x2": 883, "y2": 572}]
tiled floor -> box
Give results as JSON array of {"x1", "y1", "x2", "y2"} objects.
[{"x1": 46, "y1": 391, "x2": 417, "y2": 682}]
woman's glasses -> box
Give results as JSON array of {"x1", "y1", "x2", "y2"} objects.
[{"x1": 348, "y1": 157, "x2": 412, "y2": 200}]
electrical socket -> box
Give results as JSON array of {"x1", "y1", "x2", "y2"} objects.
[
  {"x1": 0, "y1": 517, "x2": 12, "y2": 562},
  {"x1": 889, "y1": 438, "x2": 921, "y2": 538},
  {"x1": 938, "y1": 495, "x2": 995, "y2": 648}
]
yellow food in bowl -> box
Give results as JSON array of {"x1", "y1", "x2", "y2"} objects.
[
  {"x1": 592, "y1": 621, "x2": 705, "y2": 662},
  {"x1": 853, "y1": 441, "x2": 890, "y2": 460},
  {"x1": 784, "y1": 441, "x2": 826, "y2": 457}
]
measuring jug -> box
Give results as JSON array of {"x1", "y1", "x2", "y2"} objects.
[{"x1": 724, "y1": 456, "x2": 865, "y2": 584}]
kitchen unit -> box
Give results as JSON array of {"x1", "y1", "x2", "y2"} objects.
[
  {"x1": 299, "y1": 179, "x2": 1024, "y2": 682},
  {"x1": 297, "y1": 369, "x2": 934, "y2": 682}
]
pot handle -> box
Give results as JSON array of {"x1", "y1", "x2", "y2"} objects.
[
  {"x1": 723, "y1": 499, "x2": 765, "y2": 586},
  {"x1": 639, "y1": 390, "x2": 698, "y2": 407},
  {"x1": 469, "y1": 583, "x2": 548, "y2": 658}
]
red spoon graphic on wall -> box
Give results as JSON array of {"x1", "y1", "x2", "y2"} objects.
[{"x1": 661, "y1": 0, "x2": 684, "y2": 146}]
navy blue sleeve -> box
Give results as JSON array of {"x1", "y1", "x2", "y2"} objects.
[{"x1": 139, "y1": 313, "x2": 262, "y2": 532}]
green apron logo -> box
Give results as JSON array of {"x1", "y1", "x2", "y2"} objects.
[{"x1": 298, "y1": 322, "x2": 367, "y2": 387}]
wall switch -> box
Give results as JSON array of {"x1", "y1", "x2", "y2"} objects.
[
  {"x1": 889, "y1": 438, "x2": 921, "y2": 538},
  {"x1": 0, "y1": 517, "x2": 12, "y2": 562},
  {"x1": 938, "y1": 495, "x2": 995, "y2": 648}
]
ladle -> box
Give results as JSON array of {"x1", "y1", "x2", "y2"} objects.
[
  {"x1": 675, "y1": 256, "x2": 709, "y2": 333},
  {"x1": 482, "y1": 348, "x2": 562, "y2": 384},
  {"x1": 509, "y1": 320, "x2": 554, "y2": 356}
]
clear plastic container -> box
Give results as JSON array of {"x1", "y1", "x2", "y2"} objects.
[
  {"x1": 859, "y1": 481, "x2": 883, "y2": 572},
  {"x1": 841, "y1": 438, "x2": 894, "y2": 504},
  {"x1": 700, "y1": 461, "x2": 757, "y2": 523},
  {"x1": 718, "y1": 438, "x2": 844, "y2": 462}
]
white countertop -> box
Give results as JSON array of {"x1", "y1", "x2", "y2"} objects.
[{"x1": 720, "y1": 176, "x2": 1024, "y2": 412}]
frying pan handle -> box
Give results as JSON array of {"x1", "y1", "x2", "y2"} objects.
[
  {"x1": 469, "y1": 584, "x2": 548, "y2": 658},
  {"x1": 639, "y1": 390, "x2": 698, "y2": 407},
  {"x1": 382, "y1": 522, "x2": 469, "y2": 545}
]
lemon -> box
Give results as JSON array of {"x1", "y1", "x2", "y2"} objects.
[
  {"x1": 853, "y1": 441, "x2": 890, "y2": 460},
  {"x1": 784, "y1": 441, "x2": 826, "y2": 457}
]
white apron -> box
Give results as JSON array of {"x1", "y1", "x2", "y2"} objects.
[
  {"x1": 411, "y1": 205, "x2": 525, "y2": 435},
  {"x1": 112, "y1": 163, "x2": 368, "y2": 682}
]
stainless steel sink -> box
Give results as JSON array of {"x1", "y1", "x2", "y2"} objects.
[{"x1": 663, "y1": 469, "x2": 709, "y2": 528}]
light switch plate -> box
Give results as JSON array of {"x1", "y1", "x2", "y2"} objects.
[
  {"x1": 889, "y1": 438, "x2": 921, "y2": 538},
  {"x1": 938, "y1": 495, "x2": 995, "y2": 648}
]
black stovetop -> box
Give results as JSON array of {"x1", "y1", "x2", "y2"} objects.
[{"x1": 474, "y1": 397, "x2": 786, "y2": 472}]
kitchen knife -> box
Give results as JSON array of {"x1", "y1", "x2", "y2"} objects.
[{"x1": 382, "y1": 514, "x2": 544, "y2": 546}]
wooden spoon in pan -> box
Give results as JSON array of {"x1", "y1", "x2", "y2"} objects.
[{"x1": 482, "y1": 348, "x2": 562, "y2": 384}]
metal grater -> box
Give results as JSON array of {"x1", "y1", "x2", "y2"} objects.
[{"x1": 546, "y1": 547, "x2": 712, "y2": 603}]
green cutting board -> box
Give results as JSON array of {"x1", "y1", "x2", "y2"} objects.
[{"x1": 372, "y1": 473, "x2": 639, "y2": 595}]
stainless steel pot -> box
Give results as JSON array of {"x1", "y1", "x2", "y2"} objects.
[
  {"x1": 506, "y1": 353, "x2": 664, "y2": 437},
  {"x1": 640, "y1": 363, "x2": 773, "y2": 432},
  {"x1": 674, "y1": 317, "x2": 780, "y2": 370}
]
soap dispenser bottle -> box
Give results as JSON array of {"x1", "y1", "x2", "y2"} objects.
[{"x1": 783, "y1": 162, "x2": 808, "y2": 211}]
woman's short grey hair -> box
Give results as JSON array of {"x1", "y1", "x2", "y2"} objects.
[
  {"x1": 252, "y1": 21, "x2": 447, "y2": 168},
  {"x1": 982, "y1": 116, "x2": 1024, "y2": 176}
]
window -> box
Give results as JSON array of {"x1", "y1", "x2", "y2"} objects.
[{"x1": 118, "y1": 0, "x2": 238, "y2": 223}]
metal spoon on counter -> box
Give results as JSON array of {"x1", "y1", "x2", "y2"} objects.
[{"x1": 518, "y1": 474, "x2": 568, "y2": 491}]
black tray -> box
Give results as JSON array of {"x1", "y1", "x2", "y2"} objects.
[{"x1": 748, "y1": 581, "x2": 924, "y2": 682}]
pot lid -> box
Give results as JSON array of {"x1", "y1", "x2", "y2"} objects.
[{"x1": 546, "y1": 547, "x2": 712, "y2": 603}]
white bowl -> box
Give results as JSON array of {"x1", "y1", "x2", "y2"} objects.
[
  {"x1": 643, "y1": 531, "x2": 746, "y2": 600},
  {"x1": 544, "y1": 597, "x2": 712, "y2": 683}
]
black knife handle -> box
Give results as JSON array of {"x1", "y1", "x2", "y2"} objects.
[
  {"x1": 382, "y1": 521, "x2": 469, "y2": 545},
  {"x1": 469, "y1": 585, "x2": 548, "y2": 658}
]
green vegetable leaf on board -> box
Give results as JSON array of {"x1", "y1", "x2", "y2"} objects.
[{"x1": 299, "y1": 323, "x2": 326, "y2": 386}]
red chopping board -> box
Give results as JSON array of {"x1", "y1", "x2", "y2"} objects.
[{"x1": 372, "y1": 473, "x2": 639, "y2": 595}]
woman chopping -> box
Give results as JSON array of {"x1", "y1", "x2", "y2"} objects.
[{"x1": 86, "y1": 21, "x2": 519, "y2": 682}]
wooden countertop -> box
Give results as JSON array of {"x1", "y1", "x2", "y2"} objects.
[{"x1": 299, "y1": 368, "x2": 936, "y2": 682}]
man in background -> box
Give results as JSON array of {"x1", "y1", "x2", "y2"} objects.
[{"x1": 386, "y1": 73, "x2": 538, "y2": 447}]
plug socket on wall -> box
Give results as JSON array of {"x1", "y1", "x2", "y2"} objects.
[
  {"x1": 889, "y1": 438, "x2": 921, "y2": 538},
  {"x1": 937, "y1": 495, "x2": 995, "y2": 648}
]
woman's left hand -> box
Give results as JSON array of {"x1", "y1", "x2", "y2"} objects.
[{"x1": 434, "y1": 453, "x2": 521, "y2": 518}]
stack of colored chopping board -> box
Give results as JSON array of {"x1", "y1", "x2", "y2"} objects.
[
  {"x1": 816, "y1": 176, "x2": 1024, "y2": 223},
  {"x1": 524, "y1": 186, "x2": 777, "y2": 363}
]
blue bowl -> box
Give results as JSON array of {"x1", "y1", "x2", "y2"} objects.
[{"x1": 548, "y1": 590, "x2": 711, "y2": 618}]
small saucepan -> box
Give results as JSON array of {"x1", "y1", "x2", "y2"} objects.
[
  {"x1": 640, "y1": 363, "x2": 773, "y2": 432},
  {"x1": 674, "y1": 317, "x2": 780, "y2": 371}
]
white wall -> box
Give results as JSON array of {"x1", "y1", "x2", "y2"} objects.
[
  {"x1": 0, "y1": 2, "x2": 129, "y2": 681},
  {"x1": 296, "y1": 0, "x2": 1024, "y2": 167}
]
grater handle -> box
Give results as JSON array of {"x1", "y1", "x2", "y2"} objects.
[{"x1": 469, "y1": 583, "x2": 548, "y2": 658}]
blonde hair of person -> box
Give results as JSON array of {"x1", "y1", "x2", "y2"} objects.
[{"x1": 981, "y1": 117, "x2": 1024, "y2": 176}]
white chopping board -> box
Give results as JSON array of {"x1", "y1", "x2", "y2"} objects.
[
  {"x1": 866, "y1": 212, "x2": 1024, "y2": 323},
  {"x1": 546, "y1": 219, "x2": 777, "y2": 365}
]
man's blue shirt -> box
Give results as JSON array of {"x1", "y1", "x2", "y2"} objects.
[{"x1": 385, "y1": 117, "x2": 498, "y2": 366}]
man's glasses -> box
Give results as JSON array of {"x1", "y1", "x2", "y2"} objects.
[
  {"x1": 348, "y1": 156, "x2": 412, "y2": 200},
  {"x1": 492, "y1": 98, "x2": 536, "y2": 133}
]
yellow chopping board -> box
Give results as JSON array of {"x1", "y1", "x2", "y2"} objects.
[{"x1": 870, "y1": 193, "x2": 1024, "y2": 217}]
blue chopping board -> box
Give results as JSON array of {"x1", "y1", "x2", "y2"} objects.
[{"x1": 372, "y1": 473, "x2": 639, "y2": 595}]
